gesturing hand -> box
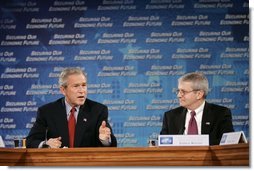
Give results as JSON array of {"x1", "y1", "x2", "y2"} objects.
[{"x1": 99, "y1": 121, "x2": 111, "y2": 141}]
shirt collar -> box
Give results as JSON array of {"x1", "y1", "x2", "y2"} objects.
[
  {"x1": 64, "y1": 99, "x2": 80, "y2": 115},
  {"x1": 187, "y1": 101, "x2": 205, "y2": 115}
]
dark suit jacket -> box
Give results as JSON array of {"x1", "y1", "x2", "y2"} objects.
[
  {"x1": 160, "y1": 102, "x2": 234, "y2": 145},
  {"x1": 26, "y1": 97, "x2": 117, "y2": 148}
]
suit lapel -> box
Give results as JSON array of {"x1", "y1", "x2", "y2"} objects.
[
  {"x1": 177, "y1": 108, "x2": 187, "y2": 134},
  {"x1": 54, "y1": 98, "x2": 69, "y2": 146},
  {"x1": 201, "y1": 102, "x2": 213, "y2": 134},
  {"x1": 74, "y1": 101, "x2": 91, "y2": 146}
]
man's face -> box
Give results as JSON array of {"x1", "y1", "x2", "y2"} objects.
[
  {"x1": 60, "y1": 73, "x2": 87, "y2": 107},
  {"x1": 177, "y1": 81, "x2": 200, "y2": 110}
]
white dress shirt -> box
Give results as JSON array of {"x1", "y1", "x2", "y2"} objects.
[{"x1": 184, "y1": 101, "x2": 205, "y2": 135}]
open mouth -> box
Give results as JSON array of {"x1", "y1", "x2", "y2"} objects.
[{"x1": 77, "y1": 96, "x2": 85, "y2": 99}]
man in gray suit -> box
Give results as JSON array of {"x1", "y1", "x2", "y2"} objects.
[
  {"x1": 26, "y1": 67, "x2": 117, "y2": 148},
  {"x1": 160, "y1": 72, "x2": 234, "y2": 145}
]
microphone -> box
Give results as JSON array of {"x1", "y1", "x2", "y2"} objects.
[
  {"x1": 42, "y1": 128, "x2": 50, "y2": 148},
  {"x1": 178, "y1": 126, "x2": 185, "y2": 134}
]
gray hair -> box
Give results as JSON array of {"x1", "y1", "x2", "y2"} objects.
[
  {"x1": 178, "y1": 72, "x2": 209, "y2": 97},
  {"x1": 58, "y1": 67, "x2": 86, "y2": 87}
]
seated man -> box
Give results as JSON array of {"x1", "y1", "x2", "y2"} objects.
[
  {"x1": 160, "y1": 72, "x2": 234, "y2": 145},
  {"x1": 26, "y1": 67, "x2": 117, "y2": 148}
]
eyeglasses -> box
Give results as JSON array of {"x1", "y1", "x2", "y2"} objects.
[{"x1": 176, "y1": 89, "x2": 199, "y2": 95}]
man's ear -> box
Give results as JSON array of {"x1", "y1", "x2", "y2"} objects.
[
  {"x1": 197, "y1": 90, "x2": 205, "y2": 100},
  {"x1": 60, "y1": 86, "x2": 66, "y2": 95}
]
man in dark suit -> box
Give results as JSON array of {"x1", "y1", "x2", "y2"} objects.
[
  {"x1": 26, "y1": 67, "x2": 117, "y2": 148},
  {"x1": 160, "y1": 72, "x2": 234, "y2": 145}
]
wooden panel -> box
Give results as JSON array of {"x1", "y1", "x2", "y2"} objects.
[{"x1": 0, "y1": 144, "x2": 249, "y2": 166}]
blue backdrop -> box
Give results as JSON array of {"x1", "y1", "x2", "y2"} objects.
[{"x1": 0, "y1": 0, "x2": 249, "y2": 147}]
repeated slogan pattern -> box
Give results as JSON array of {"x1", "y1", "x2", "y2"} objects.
[{"x1": 0, "y1": 0, "x2": 249, "y2": 147}]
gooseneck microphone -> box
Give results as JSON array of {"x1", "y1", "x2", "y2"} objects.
[
  {"x1": 178, "y1": 126, "x2": 185, "y2": 135},
  {"x1": 42, "y1": 128, "x2": 50, "y2": 148}
]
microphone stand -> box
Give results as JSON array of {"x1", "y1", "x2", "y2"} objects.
[
  {"x1": 42, "y1": 128, "x2": 50, "y2": 148},
  {"x1": 178, "y1": 126, "x2": 185, "y2": 135}
]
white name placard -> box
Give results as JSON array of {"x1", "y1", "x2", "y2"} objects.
[
  {"x1": 0, "y1": 136, "x2": 5, "y2": 147},
  {"x1": 158, "y1": 134, "x2": 209, "y2": 146},
  {"x1": 219, "y1": 131, "x2": 247, "y2": 145}
]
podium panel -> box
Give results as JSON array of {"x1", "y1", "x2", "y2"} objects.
[{"x1": 0, "y1": 144, "x2": 249, "y2": 166}]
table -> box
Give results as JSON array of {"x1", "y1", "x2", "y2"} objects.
[{"x1": 0, "y1": 143, "x2": 249, "y2": 166}]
